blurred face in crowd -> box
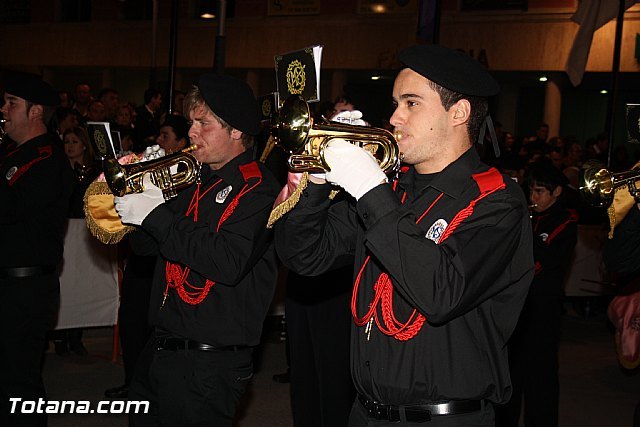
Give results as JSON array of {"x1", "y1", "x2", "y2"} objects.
[
  {"x1": 101, "y1": 91, "x2": 119, "y2": 117},
  {"x1": 75, "y1": 84, "x2": 92, "y2": 105},
  {"x1": 87, "y1": 100, "x2": 106, "y2": 121},
  {"x1": 59, "y1": 112, "x2": 79, "y2": 134},
  {"x1": 149, "y1": 94, "x2": 162, "y2": 112},
  {"x1": 115, "y1": 104, "x2": 132, "y2": 127},
  {"x1": 529, "y1": 183, "x2": 561, "y2": 213},
  {"x1": 156, "y1": 125, "x2": 186, "y2": 154},
  {"x1": 64, "y1": 132, "x2": 86, "y2": 164},
  {"x1": 187, "y1": 104, "x2": 242, "y2": 170}
]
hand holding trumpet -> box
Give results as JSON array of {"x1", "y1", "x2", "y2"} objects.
[{"x1": 321, "y1": 139, "x2": 388, "y2": 200}]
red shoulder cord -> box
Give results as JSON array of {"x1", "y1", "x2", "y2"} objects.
[
  {"x1": 7, "y1": 146, "x2": 53, "y2": 186},
  {"x1": 351, "y1": 167, "x2": 506, "y2": 341},
  {"x1": 164, "y1": 162, "x2": 263, "y2": 306}
]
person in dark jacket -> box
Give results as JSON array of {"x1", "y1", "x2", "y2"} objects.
[
  {"x1": 496, "y1": 159, "x2": 578, "y2": 427},
  {"x1": 114, "y1": 74, "x2": 280, "y2": 426},
  {"x1": 0, "y1": 72, "x2": 74, "y2": 427},
  {"x1": 274, "y1": 44, "x2": 534, "y2": 426}
]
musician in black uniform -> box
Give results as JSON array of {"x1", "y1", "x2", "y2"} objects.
[
  {"x1": 0, "y1": 73, "x2": 74, "y2": 426},
  {"x1": 496, "y1": 159, "x2": 578, "y2": 427},
  {"x1": 114, "y1": 74, "x2": 280, "y2": 426},
  {"x1": 274, "y1": 44, "x2": 534, "y2": 426}
]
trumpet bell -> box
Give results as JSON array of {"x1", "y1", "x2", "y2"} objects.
[
  {"x1": 580, "y1": 160, "x2": 640, "y2": 208},
  {"x1": 274, "y1": 95, "x2": 401, "y2": 174}
]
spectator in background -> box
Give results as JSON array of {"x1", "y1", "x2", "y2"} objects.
[
  {"x1": 172, "y1": 90, "x2": 185, "y2": 116},
  {"x1": 86, "y1": 99, "x2": 106, "y2": 123},
  {"x1": 72, "y1": 83, "x2": 92, "y2": 119},
  {"x1": 53, "y1": 107, "x2": 79, "y2": 142},
  {"x1": 155, "y1": 115, "x2": 189, "y2": 154},
  {"x1": 98, "y1": 88, "x2": 120, "y2": 124},
  {"x1": 134, "y1": 88, "x2": 163, "y2": 151},
  {"x1": 112, "y1": 102, "x2": 137, "y2": 154}
]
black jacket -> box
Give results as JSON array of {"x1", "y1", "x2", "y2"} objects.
[
  {"x1": 0, "y1": 133, "x2": 74, "y2": 268},
  {"x1": 131, "y1": 150, "x2": 280, "y2": 347},
  {"x1": 275, "y1": 148, "x2": 534, "y2": 405}
]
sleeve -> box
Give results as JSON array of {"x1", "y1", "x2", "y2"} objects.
[
  {"x1": 361, "y1": 190, "x2": 529, "y2": 324},
  {"x1": 128, "y1": 228, "x2": 160, "y2": 256},
  {"x1": 0, "y1": 153, "x2": 72, "y2": 223},
  {"x1": 604, "y1": 205, "x2": 640, "y2": 275},
  {"x1": 274, "y1": 182, "x2": 361, "y2": 276},
  {"x1": 141, "y1": 182, "x2": 277, "y2": 287}
]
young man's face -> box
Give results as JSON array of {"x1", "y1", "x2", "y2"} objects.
[
  {"x1": 156, "y1": 125, "x2": 185, "y2": 154},
  {"x1": 389, "y1": 68, "x2": 452, "y2": 173},
  {"x1": 187, "y1": 104, "x2": 240, "y2": 170},
  {"x1": 529, "y1": 184, "x2": 561, "y2": 213}
]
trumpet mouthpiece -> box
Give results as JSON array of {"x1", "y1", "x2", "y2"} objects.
[{"x1": 393, "y1": 129, "x2": 403, "y2": 141}]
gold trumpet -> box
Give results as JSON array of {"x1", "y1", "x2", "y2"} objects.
[
  {"x1": 103, "y1": 145, "x2": 201, "y2": 200},
  {"x1": 579, "y1": 160, "x2": 640, "y2": 207},
  {"x1": 273, "y1": 95, "x2": 401, "y2": 174}
]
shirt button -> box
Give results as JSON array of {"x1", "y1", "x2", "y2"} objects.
[
  {"x1": 362, "y1": 212, "x2": 369, "y2": 219},
  {"x1": 303, "y1": 190, "x2": 309, "y2": 197},
  {"x1": 365, "y1": 361, "x2": 370, "y2": 366}
]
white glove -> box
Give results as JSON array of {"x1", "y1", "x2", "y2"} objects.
[
  {"x1": 324, "y1": 139, "x2": 387, "y2": 200},
  {"x1": 142, "y1": 145, "x2": 166, "y2": 162},
  {"x1": 114, "y1": 174, "x2": 165, "y2": 225},
  {"x1": 331, "y1": 110, "x2": 367, "y2": 127}
]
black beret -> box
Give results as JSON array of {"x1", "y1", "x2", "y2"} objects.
[
  {"x1": 196, "y1": 74, "x2": 260, "y2": 136},
  {"x1": 398, "y1": 45, "x2": 499, "y2": 97},
  {"x1": 3, "y1": 72, "x2": 60, "y2": 106}
]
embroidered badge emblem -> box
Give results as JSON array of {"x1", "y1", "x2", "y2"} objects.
[
  {"x1": 539, "y1": 233, "x2": 549, "y2": 242},
  {"x1": 5, "y1": 166, "x2": 17, "y2": 181},
  {"x1": 426, "y1": 219, "x2": 448, "y2": 243},
  {"x1": 216, "y1": 185, "x2": 233, "y2": 203}
]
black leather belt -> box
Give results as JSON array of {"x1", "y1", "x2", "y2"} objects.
[
  {"x1": 0, "y1": 266, "x2": 56, "y2": 279},
  {"x1": 358, "y1": 394, "x2": 485, "y2": 423},
  {"x1": 155, "y1": 337, "x2": 250, "y2": 352}
]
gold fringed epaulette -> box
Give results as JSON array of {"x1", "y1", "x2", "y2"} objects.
[
  {"x1": 83, "y1": 181, "x2": 135, "y2": 244},
  {"x1": 267, "y1": 172, "x2": 310, "y2": 229}
]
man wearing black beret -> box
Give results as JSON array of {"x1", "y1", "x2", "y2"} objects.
[
  {"x1": 275, "y1": 44, "x2": 534, "y2": 426},
  {"x1": 114, "y1": 74, "x2": 280, "y2": 426},
  {"x1": 0, "y1": 72, "x2": 74, "y2": 426}
]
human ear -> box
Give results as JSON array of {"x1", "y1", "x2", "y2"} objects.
[
  {"x1": 451, "y1": 99, "x2": 470, "y2": 125},
  {"x1": 552, "y1": 185, "x2": 562, "y2": 198}
]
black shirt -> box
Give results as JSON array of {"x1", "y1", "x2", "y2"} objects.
[
  {"x1": 530, "y1": 202, "x2": 578, "y2": 296},
  {"x1": 275, "y1": 148, "x2": 534, "y2": 405},
  {"x1": 0, "y1": 133, "x2": 74, "y2": 268},
  {"x1": 130, "y1": 150, "x2": 280, "y2": 347}
]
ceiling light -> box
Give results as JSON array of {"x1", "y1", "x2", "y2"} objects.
[
  {"x1": 539, "y1": 76, "x2": 548, "y2": 82},
  {"x1": 371, "y1": 76, "x2": 381, "y2": 81},
  {"x1": 200, "y1": 12, "x2": 215, "y2": 19},
  {"x1": 600, "y1": 89, "x2": 608, "y2": 94}
]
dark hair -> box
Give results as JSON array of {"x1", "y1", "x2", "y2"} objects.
[
  {"x1": 98, "y1": 88, "x2": 118, "y2": 100},
  {"x1": 427, "y1": 81, "x2": 488, "y2": 144},
  {"x1": 525, "y1": 158, "x2": 568, "y2": 192},
  {"x1": 161, "y1": 115, "x2": 189, "y2": 142},
  {"x1": 144, "y1": 88, "x2": 162, "y2": 105},
  {"x1": 183, "y1": 84, "x2": 254, "y2": 150}
]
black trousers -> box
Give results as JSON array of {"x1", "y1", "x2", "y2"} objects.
[
  {"x1": 118, "y1": 253, "x2": 154, "y2": 385},
  {"x1": 495, "y1": 295, "x2": 562, "y2": 427},
  {"x1": 129, "y1": 336, "x2": 253, "y2": 427},
  {"x1": 0, "y1": 273, "x2": 59, "y2": 427},
  {"x1": 286, "y1": 268, "x2": 355, "y2": 427},
  {"x1": 348, "y1": 398, "x2": 495, "y2": 427}
]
